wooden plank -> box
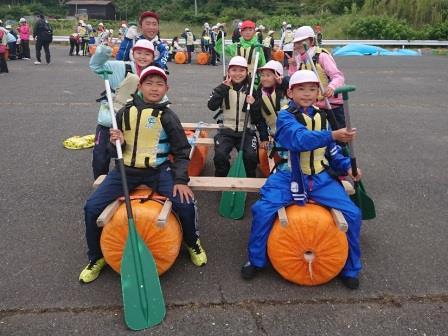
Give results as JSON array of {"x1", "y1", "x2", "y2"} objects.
[
  {"x1": 97, "y1": 199, "x2": 121, "y2": 227},
  {"x1": 182, "y1": 122, "x2": 221, "y2": 130},
  {"x1": 195, "y1": 138, "x2": 214, "y2": 146},
  {"x1": 93, "y1": 174, "x2": 107, "y2": 189},
  {"x1": 278, "y1": 207, "x2": 288, "y2": 227},
  {"x1": 189, "y1": 176, "x2": 266, "y2": 192},
  {"x1": 156, "y1": 200, "x2": 172, "y2": 228},
  {"x1": 341, "y1": 180, "x2": 355, "y2": 195},
  {"x1": 330, "y1": 208, "x2": 348, "y2": 232}
]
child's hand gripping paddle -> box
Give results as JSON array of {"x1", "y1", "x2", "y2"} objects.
[
  {"x1": 334, "y1": 85, "x2": 376, "y2": 220},
  {"x1": 221, "y1": 29, "x2": 226, "y2": 80},
  {"x1": 218, "y1": 52, "x2": 260, "y2": 220},
  {"x1": 96, "y1": 69, "x2": 166, "y2": 330}
]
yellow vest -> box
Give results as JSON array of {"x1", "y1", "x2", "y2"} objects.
[
  {"x1": 221, "y1": 88, "x2": 248, "y2": 132},
  {"x1": 295, "y1": 109, "x2": 329, "y2": 175},
  {"x1": 284, "y1": 30, "x2": 294, "y2": 44},
  {"x1": 262, "y1": 36, "x2": 272, "y2": 48},
  {"x1": 236, "y1": 44, "x2": 256, "y2": 77},
  {"x1": 299, "y1": 47, "x2": 331, "y2": 101},
  {"x1": 121, "y1": 106, "x2": 169, "y2": 168},
  {"x1": 186, "y1": 32, "x2": 194, "y2": 45}
]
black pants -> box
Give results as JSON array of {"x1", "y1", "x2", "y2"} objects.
[
  {"x1": 0, "y1": 53, "x2": 8, "y2": 73},
  {"x1": 263, "y1": 47, "x2": 271, "y2": 62},
  {"x1": 210, "y1": 46, "x2": 216, "y2": 65},
  {"x1": 213, "y1": 128, "x2": 258, "y2": 178},
  {"x1": 35, "y1": 39, "x2": 51, "y2": 63},
  {"x1": 7, "y1": 43, "x2": 17, "y2": 60},
  {"x1": 81, "y1": 39, "x2": 89, "y2": 56},
  {"x1": 283, "y1": 50, "x2": 293, "y2": 67},
  {"x1": 69, "y1": 38, "x2": 80, "y2": 56},
  {"x1": 20, "y1": 40, "x2": 30, "y2": 59}
]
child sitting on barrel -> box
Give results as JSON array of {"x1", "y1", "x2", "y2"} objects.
[
  {"x1": 79, "y1": 66, "x2": 207, "y2": 284},
  {"x1": 242, "y1": 70, "x2": 363, "y2": 289}
]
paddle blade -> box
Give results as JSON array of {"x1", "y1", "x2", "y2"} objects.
[
  {"x1": 218, "y1": 152, "x2": 247, "y2": 219},
  {"x1": 121, "y1": 219, "x2": 166, "y2": 330},
  {"x1": 351, "y1": 181, "x2": 376, "y2": 220}
]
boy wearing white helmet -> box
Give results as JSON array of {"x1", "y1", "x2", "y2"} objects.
[
  {"x1": 89, "y1": 39, "x2": 156, "y2": 180},
  {"x1": 207, "y1": 56, "x2": 265, "y2": 178},
  {"x1": 181, "y1": 27, "x2": 196, "y2": 63},
  {"x1": 242, "y1": 70, "x2": 363, "y2": 290},
  {"x1": 80, "y1": 66, "x2": 207, "y2": 283},
  {"x1": 288, "y1": 25, "x2": 346, "y2": 130}
]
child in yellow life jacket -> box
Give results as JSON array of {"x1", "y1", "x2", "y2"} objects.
[
  {"x1": 242, "y1": 70, "x2": 363, "y2": 290},
  {"x1": 215, "y1": 20, "x2": 266, "y2": 84},
  {"x1": 207, "y1": 56, "x2": 267, "y2": 178},
  {"x1": 79, "y1": 66, "x2": 207, "y2": 284},
  {"x1": 89, "y1": 39, "x2": 156, "y2": 180}
]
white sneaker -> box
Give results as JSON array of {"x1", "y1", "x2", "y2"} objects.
[
  {"x1": 34, "y1": 61, "x2": 41, "y2": 65},
  {"x1": 22, "y1": 57, "x2": 30, "y2": 60}
]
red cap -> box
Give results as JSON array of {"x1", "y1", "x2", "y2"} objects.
[
  {"x1": 139, "y1": 11, "x2": 159, "y2": 24},
  {"x1": 240, "y1": 20, "x2": 256, "y2": 30},
  {"x1": 139, "y1": 66, "x2": 167, "y2": 84}
]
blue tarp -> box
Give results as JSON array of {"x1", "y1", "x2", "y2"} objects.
[{"x1": 333, "y1": 44, "x2": 421, "y2": 56}]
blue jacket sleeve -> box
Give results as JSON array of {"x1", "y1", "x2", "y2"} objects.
[
  {"x1": 155, "y1": 42, "x2": 168, "y2": 70},
  {"x1": 116, "y1": 37, "x2": 133, "y2": 61},
  {"x1": 89, "y1": 45, "x2": 126, "y2": 90},
  {"x1": 327, "y1": 142, "x2": 351, "y2": 174},
  {"x1": 275, "y1": 110, "x2": 333, "y2": 152}
]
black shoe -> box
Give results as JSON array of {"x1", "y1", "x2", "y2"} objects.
[
  {"x1": 241, "y1": 261, "x2": 259, "y2": 280},
  {"x1": 340, "y1": 276, "x2": 359, "y2": 289}
]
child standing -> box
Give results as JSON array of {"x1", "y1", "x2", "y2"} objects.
[
  {"x1": 215, "y1": 20, "x2": 266, "y2": 83},
  {"x1": 79, "y1": 66, "x2": 207, "y2": 283},
  {"x1": 242, "y1": 70, "x2": 363, "y2": 290},
  {"x1": 288, "y1": 26, "x2": 345, "y2": 130},
  {"x1": 89, "y1": 39, "x2": 155, "y2": 179},
  {"x1": 17, "y1": 18, "x2": 31, "y2": 60},
  {"x1": 207, "y1": 56, "x2": 266, "y2": 178},
  {"x1": 181, "y1": 28, "x2": 196, "y2": 64}
]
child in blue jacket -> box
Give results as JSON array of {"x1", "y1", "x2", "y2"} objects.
[{"x1": 242, "y1": 70, "x2": 363, "y2": 289}]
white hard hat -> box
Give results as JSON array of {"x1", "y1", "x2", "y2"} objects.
[
  {"x1": 185, "y1": 27, "x2": 189, "y2": 31},
  {"x1": 204, "y1": 22, "x2": 209, "y2": 27},
  {"x1": 139, "y1": 66, "x2": 167, "y2": 83},
  {"x1": 293, "y1": 26, "x2": 315, "y2": 43},
  {"x1": 268, "y1": 30, "x2": 275, "y2": 36},
  {"x1": 212, "y1": 25, "x2": 218, "y2": 30},
  {"x1": 79, "y1": 20, "x2": 84, "y2": 24},
  {"x1": 5, "y1": 24, "x2": 11, "y2": 29},
  {"x1": 19, "y1": 18, "x2": 26, "y2": 23},
  {"x1": 289, "y1": 70, "x2": 319, "y2": 88},
  {"x1": 286, "y1": 24, "x2": 292, "y2": 29},
  {"x1": 282, "y1": 21, "x2": 287, "y2": 25},
  {"x1": 132, "y1": 39, "x2": 155, "y2": 54},
  {"x1": 98, "y1": 22, "x2": 104, "y2": 26},
  {"x1": 258, "y1": 25, "x2": 265, "y2": 30},
  {"x1": 228, "y1": 56, "x2": 248, "y2": 69},
  {"x1": 258, "y1": 60, "x2": 284, "y2": 76}
]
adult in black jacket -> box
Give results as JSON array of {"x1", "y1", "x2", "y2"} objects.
[{"x1": 33, "y1": 14, "x2": 52, "y2": 64}]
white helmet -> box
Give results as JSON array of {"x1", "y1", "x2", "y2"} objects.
[
  {"x1": 132, "y1": 39, "x2": 155, "y2": 54},
  {"x1": 258, "y1": 60, "x2": 284, "y2": 76},
  {"x1": 282, "y1": 21, "x2": 287, "y2": 25},
  {"x1": 204, "y1": 22, "x2": 209, "y2": 28},
  {"x1": 211, "y1": 25, "x2": 218, "y2": 30},
  {"x1": 286, "y1": 24, "x2": 292, "y2": 29},
  {"x1": 289, "y1": 70, "x2": 319, "y2": 88},
  {"x1": 258, "y1": 25, "x2": 265, "y2": 31},
  {"x1": 228, "y1": 56, "x2": 248, "y2": 69},
  {"x1": 19, "y1": 18, "x2": 26, "y2": 23},
  {"x1": 185, "y1": 27, "x2": 190, "y2": 32},
  {"x1": 293, "y1": 26, "x2": 315, "y2": 43}
]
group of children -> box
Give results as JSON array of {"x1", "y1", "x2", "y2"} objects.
[{"x1": 79, "y1": 14, "x2": 364, "y2": 290}]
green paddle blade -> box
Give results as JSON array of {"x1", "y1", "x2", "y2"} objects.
[
  {"x1": 121, "y1": 219, "x2": 166, "y2": 330},
  {"x1": 351, "y1": 181, "x2": 376, "y2": 220},
  {"x1": 218, "y1": 151, "x2": 247, "y2": 219}
]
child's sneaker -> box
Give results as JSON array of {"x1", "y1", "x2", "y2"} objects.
[
  {"x1": 186, "y1": 239, "x2": 207, "y2": 266},
  {"x1": 79, "y1": 258, "x2": 106, "y2": 284},
  {"x1": 34, "y1": 61, "x2": 41, "y2": 65},
  {"x1": 241, "y1": 261, "x2": 259, "y2": 280}
]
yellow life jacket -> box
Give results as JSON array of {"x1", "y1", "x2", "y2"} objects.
[
  {"x1": 295, "y1": 108, "x2": 329, "y2": 175},
  {"x1": 284, "y1": 30, "x2": 294, "y2": 44},
  {"x1": 121, "y1": 106, "x2": 170, "y2": 168},
  {"x1": 260, "y1": 89, "x2": 289, "y2": 134},
  {"x1": 298, "y1": 47, "x2": 331, "y2": 101},
  {"x1": 186, "y1": 32, "x2": 194, "y2": 45},
  {"x1": 262, "y1": 35, "x2": 272, "y2": 48},
  {"x1": 219, "y1": 87, "x2": 248, "y2": 132},
  {"x1": 236, "y1": 43, "x2": 257, "y2": 77}
]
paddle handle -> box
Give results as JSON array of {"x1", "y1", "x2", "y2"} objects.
[
  {"x1": 221, "y1": 30, "x2": 226, "y2": 80},
  {"x1": 239, "y1": 51, "x2": 259, "y2": 148}
]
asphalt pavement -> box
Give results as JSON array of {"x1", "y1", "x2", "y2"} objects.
[{"x1": 0, "y1": 46, "x2": 447, "y2": 335}]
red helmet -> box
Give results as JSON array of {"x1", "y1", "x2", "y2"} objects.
[
  {"x1": 139, "y1": 11, "x2": 159, "y2": 24},
  {"x1": 240, "y1": 20, "x2": 256, "y2": 30}
]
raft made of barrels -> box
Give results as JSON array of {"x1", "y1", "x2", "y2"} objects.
[
  {"x1": 268, "y1": 204, "x2": 349, "y2": 286},
  {"x1": 100, "y1": 189, "x2": 182, "y2": 276}
]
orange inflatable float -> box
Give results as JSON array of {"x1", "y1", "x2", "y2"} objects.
[
  {"x1": 268, "y1": 204, "x2": 348, "y2": 286},
  {"x1": 100, "y1": 189, "x2": 182, "y2": 276},
  {"x1": 174, "y1": 51, "x2": 188, "y2": 64},
  {"x1": 196, "y1": 52, "x2": 209, "y2": 65}
]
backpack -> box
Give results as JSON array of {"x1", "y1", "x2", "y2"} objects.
[{"x1": 40, "y1": 21, "x2": 53, "y2": 42}]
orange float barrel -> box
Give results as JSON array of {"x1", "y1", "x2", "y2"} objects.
[
  {"x1": 100, "y1": 189, "x2": 182, "y2": 276},
  {"x1": 267, "y1": 204, "x2": 348, "y2": 286}
]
